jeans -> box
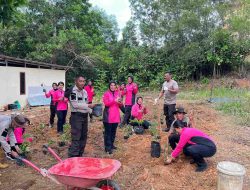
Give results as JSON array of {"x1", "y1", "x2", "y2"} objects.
[
  {"x1": 168, "y1": 133, "x2": 180, "y2": 150},
  {"x1": 68, "y1": 112, "x2": 88, "y2": 157},
  {"x1": 103, "y1": 122, "x2": 118, "y2": 151},
  {"x1": 163, "y1": 104, "x2": 176, "y2": 129},
  {"x1": 49, "y1": 104, "x2": 56, "y2": 125},
  {"x1": 122, "y1": 105, "x2": 132, "y2": 125},
  {"x1": 57, "y1": 110, "x2": 67, "y2": 133},
  {"x1": 183, "y1": 143, "x2": 216, "y2": 165},
  {"x1": 130, "y1": 120, "x2": 151, "y2": 129}
]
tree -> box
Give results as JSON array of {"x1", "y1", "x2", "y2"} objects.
[{"x1": 0, "y1": 0, "x2": 26, "y2": 28}]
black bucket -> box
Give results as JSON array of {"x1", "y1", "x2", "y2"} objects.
[
  {"x1": 8, "y1": 104, "x2": 18, "y2": 110},
  {"x1": 134, "y1": 126, "x2": 144, "y2": 135},
  {"x1": 151, "y1": 141, "x2": 161, "y2": 158},
  {"x1": 92, "y1": 104, "x2": 103, "y2": 117}
]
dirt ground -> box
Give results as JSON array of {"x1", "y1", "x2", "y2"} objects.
[{"x1": 0, "y1": 94, "x2": 249, "y2": 190}]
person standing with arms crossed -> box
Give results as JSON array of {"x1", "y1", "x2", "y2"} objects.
[
  {"x1": 65, "y1": 76, "x2": 95, "y2": 157},
  {"x1": 155, "y1": 72, "x2": 179, "y2": 132},
  {"x1": 121, "y1": 76, "x2": 138, "y2": 127}
]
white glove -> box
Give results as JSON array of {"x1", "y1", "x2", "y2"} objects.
[
  {"x1": 154, "y1": 98, "x2": 159, "y2": 105},
  {"x1": 164, "y1": 86, "x2": 169, "y2": 91}
]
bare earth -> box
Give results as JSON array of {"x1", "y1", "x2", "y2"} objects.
[{"x1": 0, "y1": 95, "x2": 249, "y2": 190}]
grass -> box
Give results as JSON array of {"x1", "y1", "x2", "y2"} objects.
[
  {"x1": 178, "y1": 86, "x2": 250, "y2": 126},
  {"x1": 178, "y1": 87, "x2": 248, "y2": 101}
]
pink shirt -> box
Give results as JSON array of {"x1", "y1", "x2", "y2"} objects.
[
  {"x1": 131, "y1": 103, "x2": 148, "y2": 120},
  {"x1": 123, "y1": 83, "x2": 138, "y2": 106},
  {"x1": 45, "y1": 89, "x2": 57, "y2": 105},
  {"x1": 84, "y1": 85, "x2": 95, "y2": 102},
  {"x1": 102, "y1": 90, "x2": 122, "y2": 123},
  {"x1": 54, "y1": 89, "x2": 68, "y2": 111},
  {"x1": 171, "y1": 128, "x2": 213, "y2": 158}
]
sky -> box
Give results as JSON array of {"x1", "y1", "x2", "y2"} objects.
[{"x1": 89, "y1": 0, "x2": 131, "y2": 34}]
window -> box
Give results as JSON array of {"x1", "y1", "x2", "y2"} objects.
[{"x1": 20, "y1": 72, "x2": 26, "y2": 95}]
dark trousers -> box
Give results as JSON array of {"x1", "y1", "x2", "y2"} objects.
[
  {"x1": 163, "y1": 104, "x2": 176, "y2": 129},
  {"x1": 68, "y1": 113, "x2": 88, "y2": 157},
  {"x1": 168, "y1": 133, "x2": 180, "y2": 150},
  {"x1": 183, "y1": 143, "x2": 216, "y2": 165},
  {"x1": 57, "y1": 110, "x2": 67, "y2": 133},
  {"x1": 103, "y1": 122, "x2": 118, "y2": 151},
  {"x1": 88, "y1": 101, "x2": 93, "y2": 120},
  {"x1": 49, "y1": 104, "x2": 56, "y2": 125},
  {"x1": 122, "y1": 105, "x2": 132, "y2": 125},
  {"x1": 130, "y1": 120, "x2": 151, "y2": 129},
  {"x1": 120, "y1": 105, "x2": 125, "y2": 114}
]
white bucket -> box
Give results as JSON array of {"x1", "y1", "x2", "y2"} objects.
[{"x1": 217, "y1": 161, "x2": 246, "y2": 190}]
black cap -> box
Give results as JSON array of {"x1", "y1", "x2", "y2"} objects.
[
  {"x1": 173, "y1": 120, "x2": 187, "y2": 129},
  {"x1": 173, "y1": 107, "x2": 187, "y2": 114}
]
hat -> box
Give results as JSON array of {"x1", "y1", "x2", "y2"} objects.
[
  {"x1": 173, "y1": 107, "x2": 187, "y2": 114},
  {"x1": 173, "y1": 120, "x2": 187, "y2": 129},
  {"x1": 13, "y1": 114, "x2": 29, "y2": 126}
]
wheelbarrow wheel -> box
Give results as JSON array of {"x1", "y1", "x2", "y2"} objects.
[{"x1": 96, "y1": 179, "x2": 120, "y2": 190}]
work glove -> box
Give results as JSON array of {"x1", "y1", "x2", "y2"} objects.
[{"x1": 154, "y1": 98, "x2": 159, "y2": 105}]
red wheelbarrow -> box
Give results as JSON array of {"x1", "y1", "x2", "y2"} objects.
[{"x1": 16, "y1": 145, "x2": 121, "y2": 190}]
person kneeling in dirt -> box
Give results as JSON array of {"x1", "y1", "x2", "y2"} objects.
[
  {"x1": 0, "y1": 114, "x2": 30, "y2": 160},
  {"x1": 166, "y1": 120, "x2": 216, "y2": 172},
  {"x1": 130, "y1": 97, "x2": 151, "y2": 130},
  {"x1": 168, "y1": 107, "x2": 193, "y2": 150}
]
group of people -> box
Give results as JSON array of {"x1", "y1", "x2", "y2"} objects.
[
  {"x1": 0, "y1": 72, "x2": 216, "y2": 172},
  {"x1": 44, "y1": 79, "x2": 95, "y2": 134}
]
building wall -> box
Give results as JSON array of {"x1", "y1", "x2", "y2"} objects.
[{"x1": 0, "y1": 66, "x2": 65, "y2": 108}]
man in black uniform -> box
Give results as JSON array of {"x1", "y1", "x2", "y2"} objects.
[{"x1": 66, "y1": 76, "x2": 95, "y2": 157}]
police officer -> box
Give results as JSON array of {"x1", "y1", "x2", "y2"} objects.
[{"x1": 66, "y1": 76, "x2": 95, "y2": 157}]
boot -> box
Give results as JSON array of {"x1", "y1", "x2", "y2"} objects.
[{"x1": 196, "y1": 162, "x2": 208, "y2": 172}]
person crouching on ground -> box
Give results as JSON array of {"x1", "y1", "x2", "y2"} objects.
[
  {"x1": 130, "y1": 96, "x2": 151, "y2": 129},
  {"x1": 166, "y1": 120, "x2": 216, "y2": 172},
  {"x1": 0, "y1": 114, "x2": 30, "y2": 160},
  {"x1": 54, "y1": 81, "x2": 68, "y2": 134},
  {"x1": 168, "y1": 107, "x2": 194, "y2": 150},
  {"x1": 102, "y1": 81, "x2": 123, "y2": 154}
]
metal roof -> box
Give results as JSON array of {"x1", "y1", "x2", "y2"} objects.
[{"x1": 0, "y1": 55, "x2": 72, "y2": 70}]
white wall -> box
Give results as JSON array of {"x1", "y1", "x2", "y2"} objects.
[{"x1": 0, "y1": 66, "x2": 65, "y2": 108}]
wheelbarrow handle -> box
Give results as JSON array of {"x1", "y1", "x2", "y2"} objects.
[
  {"x1": 17, "y1": 156, "x2": 42, "y2": 173},
  {"x1": 42, "y1": 144, "x2": 63, "y2": 163}
]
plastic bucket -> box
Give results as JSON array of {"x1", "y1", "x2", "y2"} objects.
[
  {"x1": 92, "y1": 104, "x2": 103, "y2": 117},
  {"x1": 217, "y1": 161, "x2": 246, "y2": 190},
  {"x1": 151, "y1": 141, "x2": 161, "y2": 158}
]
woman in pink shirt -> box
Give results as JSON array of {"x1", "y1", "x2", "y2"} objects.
[
  {"x1": 44, "y1": 82, "x2": 58, "y2": 127},
  {"x1": 84, "y1": 80, "x2": 95, "y2": 122},
  {"x1": 131, "y1": 97, "x2": 151, "y2": 129},
  {"x1": 121, "y1": 76, "x2": 139, "y2": 126},
  {"x1": 54, "y1": 82, "x2": 68, "y2": 134},
  {"x1": 102, "y1": 81, "x2": 123, "y2": 154},
  {"x1": 165, "y1": 120, "x2": 216, "y2": 172}
]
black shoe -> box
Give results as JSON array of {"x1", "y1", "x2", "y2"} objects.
[
  {"x1": 106, "y1": 150, "x2": 113, "y2": 154},
  {"x1": 190, "y1": 159, "x2": 195, "y2": 164},
  {"x1": 105, "y1": 148, "x2": 113, "y2": 154},
  {"x1": 163, "y1": 128, "x2": 170, "y2": 132},
  {"x1": 195, "y1": 163, "x2": 208, "y2": 172}
]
